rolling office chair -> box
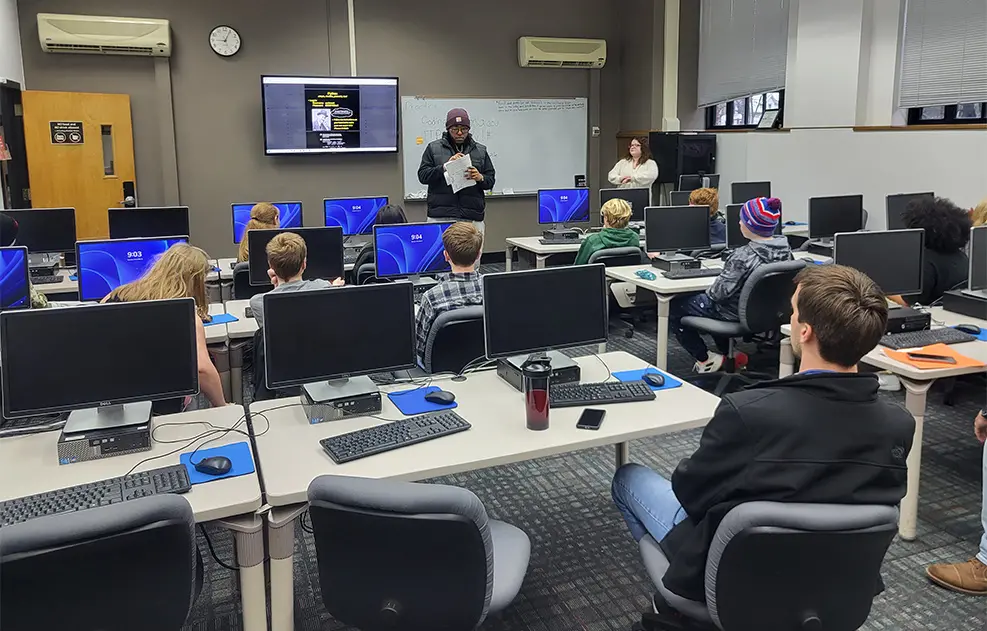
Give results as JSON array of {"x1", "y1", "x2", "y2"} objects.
[
  {"x1": 639, "y1": 502, "x2": 898, "y2": 631},
  {"x1": 1, "y1": 495, "x2": 202, "y2": 631},
  {"x1": 588, "y1": 246, "x2": 649, "y2": 338},
  {"x1": 350, "y1": 245, "x2": 375, "y2": 285},
  {"x1": 307, "y1": 475, "x2": 530, "y2": 631},
  {"x1": 422, "y1": 305, "x2": 485, "y2": 374},
  {"x1": 232, "y1": 262, "x2": 270, "y2": 300},
  {"x1": 680, "y1": 259, "x2": 806, "y2": 395},
  {"x1": 356, "y1": 263, "x2": 380, "y2": 285}
]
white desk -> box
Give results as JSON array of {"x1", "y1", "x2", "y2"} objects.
[
  {"x1": 34, "y1": 268, "x2": 79, "y2": 296},
  {"x1": 225, "y1": 299, "x2": 258, "y2": 340},
  {"x1": 504, "y1": 235, "x2": 645, "y2": 272},
  {"x1": 205, "y1": 303, "x2": 228, "y2": 344},
  {"x1": 779, "y1": 307, "x2": 987, "y2": 541},
  {"x1": 0, "y1": 405, "x2": 267, "y2": 631},
  {"x1": 251, "y1": 351, "x2": 720, "y2": 631},
  {"x1": 782, "y1": 224, "x2": 809, "y2": 238}
]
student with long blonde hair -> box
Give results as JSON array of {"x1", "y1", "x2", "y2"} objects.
[
  {"x1": 237, "y1": 202, "x2": 280, "y2": 263},
  {"x1": 103, "y1": 243, "x2": 228, "y2": 410},
  {"x1": 972, "y1": 197, "x2": 987, "y2": 228}
]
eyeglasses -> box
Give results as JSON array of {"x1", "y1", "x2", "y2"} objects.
[{"x1": 449, "y1": 126, "x2": 469, "y2": 134}]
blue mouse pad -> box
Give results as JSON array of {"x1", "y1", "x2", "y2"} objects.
[
  {"x1": 954, "y1": 326, "x2": 987, "y2": 341},
  {"x1": 180, "y1": 441, "x2": 255, "y2": 485},
  {"x1": 387, "y1": 386, "x2": 458, "y2": 415},
  {"x1": 204, "y1": 313, "x2": 239, "y2": 326},
  {"x1": 613, "y1": 368, "x2": 683, "y2": 391}
]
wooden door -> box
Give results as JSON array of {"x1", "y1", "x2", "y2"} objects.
[{"x1": 21, "y1": 91, "x2": 136, "y2": 239}]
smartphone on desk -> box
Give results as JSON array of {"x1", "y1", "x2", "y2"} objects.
[
  {"x1": 906, "y1": 352, "x2": 956, "y2": 364},
  {"x1": 577, "y1": 408, "x2": 605, "y2": 430}
]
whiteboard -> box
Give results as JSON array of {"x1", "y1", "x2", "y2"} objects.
[{"x1": 401, "y1": 97, "x2": 588, "y2": 199}]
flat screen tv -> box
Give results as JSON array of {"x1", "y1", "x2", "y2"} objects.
[{"x1": 261, "y1": 75, "x2": 399, "y2": 155}]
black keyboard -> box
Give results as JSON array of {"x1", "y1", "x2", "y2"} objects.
[
  {"x1": 0, "y1": 464, "x2": 192, "y2": 527},
  {"x1": 880, "y1": 328, "x2": 977, "y2": 350},
  {"x1": 320, "y1": 411, "x2": 471, "y2": 464},
  {"x1": 30, "y1": 274, "x2": 61, "y2": 285},
  {"x1": 550, "y1": 380, "x2": 657, "y2": 408},
  {"x1": 661, "y1": 268, "x2": 721, "y2": 280}
]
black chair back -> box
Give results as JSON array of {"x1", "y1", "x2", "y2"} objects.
[
  {"x1": 587, "y1": 245, "x2": 645, "y2": 267},
  {"x1": 356, "y1": 263, "x2": 380, "y2": 285},
  {"x1": 233, "y1": 261, "x2": 270, "y2": 300},
  {"x1": 423, "y1": 306, "x2": 485, "y2": 374},
  {"x1": 737, "y1": 259, "x2": 806, "y2": 333}
]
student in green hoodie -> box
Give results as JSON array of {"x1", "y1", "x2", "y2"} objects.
[{"x1": 574, "y1": 198, "x2": 641, "y2": 265}]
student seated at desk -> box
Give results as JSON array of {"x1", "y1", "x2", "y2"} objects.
[
  {"x1": 574, "y1": 198, "x2": 641, "y2": 265},
  {"x1": 250, "y1": 232, "x2": 345, "y2": 329},
  {"x1": 612, "y1": 264, "x2": 914, "y2": 604},
  {"x1": 236, "y1": 202, "x2": 280, "y2": 263},
  {"x1": 415, "y1": 222, "x2": 484, "y2": 367},
  {"x1": 670, "y1": 197, "x2": 792, "y2": 373},
  {"x1": 103, "y1": 243, "x2": 228, "y2": 410},
  {"x1": 890, "y1": 197, "x2": 971, "y2": 307},
  {"x1": 0, "y1": 212, "x2": 48, "y2": 309},
  {"x1": 355, "y1": 204, "x2": 408, "y2": 266},
  {"x1": 972, "y1": 197, "x2": 987, "y2": 228},
  {"x1": 689, "y1": 187, "x2": 724, "y2": 246}
]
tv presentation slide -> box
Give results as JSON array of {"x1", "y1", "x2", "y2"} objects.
[
  {"x1": 374, "y1": 224, "x2": 451, "y2": 277},
  {"x1": 232, "y1": 202, "x2": 303, "y2": 243},
  {"x1": 324, "y1": 197, "x2": 388, "y2": 236},
  {"x1": 78, "y1": 238, "x2": 188, "y2": 301},
  {"x1": 539, "y1": 189, "x2": 591, "y2": 223},
  {"x1": 0, "y1": 249, "x2": 29, "y2": 310},
  {"x1": 263, "y1": 77, "x2": 398, "y2": 154}
]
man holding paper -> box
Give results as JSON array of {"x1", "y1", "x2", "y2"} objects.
[{"x1": 417, "y1": 108, "x2": 496, "y2": 234}]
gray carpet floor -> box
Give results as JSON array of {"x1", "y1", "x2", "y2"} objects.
[{"x1": 185, "y1": 263, "x2": 987, "y2": 631}]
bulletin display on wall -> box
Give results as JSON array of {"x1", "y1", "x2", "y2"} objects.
[{"x1": 401, "y1": 97, "x2": 588, "y2": 199}]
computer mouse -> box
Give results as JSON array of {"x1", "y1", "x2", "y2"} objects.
[
  {"x1": 635, "y1": 269, "x2": 657, "y2": 281},
  {"x1": 424, "y1": 390, "x2": 456, "y2": 405},
  {"x1": 955, "y1": 323, "x2": 982, "y2": 335},
  {"x1": 642, "y1": 372, "x2": 665, "y2": 388},
  {"x1": 193, "y1": 456, "x2": 233, "y2": 476}
]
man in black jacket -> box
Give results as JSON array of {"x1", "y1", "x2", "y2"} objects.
[
  {"x1": 612, "y1": 264, "x2": 914, "y2": 603},
  {"x1": 417, "y1": 108, "x2": 496, "y2": 232}
]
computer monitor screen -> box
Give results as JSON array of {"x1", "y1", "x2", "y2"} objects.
[
  {"x1": 263, "y1": 283, "x2": 415, "y2": 388},
  {"x1": 108, "y1": 207, "x2": 190, "y2": 240},
  {"x1": 374, "y1": 222, "x2": 454, "y2": 278},
  {"x1": 247, "y1": 227, "x2": 344, "y2": 286},
  {"x1": 644, "y1": 206, "x2": 711, "y2": 252},
  {"x1": 4, "y1": 208, "x2": 76, "y2": 253},
  {"x1": 323, "y1": 196, "x2": 388, "y2": 236},
  {"x1": 538, "y1": 189, "x2": 591, "y2": 224},
  {"x1": 0, "y1": 247, "x2": 30, "y2": 310},
  {"x1": 669, "y1": 191, "x2": 692, "y2": 207},
  {"x1": 970, "y1": 226, "x2": 987, "y2": 291},
  {"x1": 232, "y1": 202, "x2": 303, "y2": 243},
  {"x1": 808, "y1": 195, "x2": 864, "y2": 239},
  {"x1": 261, "y1": 75, "x2": 399, "y2": 155},
  {"x1": 483, "y1": 265, "x2": 608, "y2": 358},
  {"x1": 725, "y1": 203, "x2": 783, "y2": 247},
  {"x1": 834, "y1": 229, "x2": 924, "y2": 296},
  {"x1": 886, "y1": 192, "x2": 934, "y2": 231},
  {"x1": 678, "y1": 174, "x2": 720, "y2": 192},
  {"x1": 600, "y1": 188, "x2": 650, "y2": 222},
  {"x1": 77, "y1": 237, "x2": 189, "y2": 302},
  {"x1": 731, "y1": 181, "x2": 772, "y2": 205},
  {"x1": 0, "y1": 299, "x2": 198, "y2": 418}
]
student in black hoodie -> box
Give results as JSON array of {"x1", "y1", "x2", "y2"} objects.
[{"x1": 612, "y1": 264, "x2": 914, "y2": 603}]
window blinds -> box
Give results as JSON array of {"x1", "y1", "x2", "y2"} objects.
[
  {"x1": 899, "y1": 0, "x2": 987, "y2": 109},
  {"x1": 698, "y1": 0, "x2": 791, "y2": 107}
]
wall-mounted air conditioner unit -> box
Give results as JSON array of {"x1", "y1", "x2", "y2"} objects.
[
  {"x1": 38, "y1": 13, "x2": 171, "y2": 57},
  {"x1": 518, "y1": 37, "x2": 606, "y2": 69}
]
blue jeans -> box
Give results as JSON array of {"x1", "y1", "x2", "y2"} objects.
[
  {"x1": 668, "y1": 293, "x2": 730, "y2": 362},
  {"x1": 612, "y1": 463, "x2": 689, "y2": 542},
  {"x1": 979, "y1": 440, "x2": 987, "y2": 564}
]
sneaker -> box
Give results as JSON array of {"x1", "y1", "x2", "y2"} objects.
[
  {"x1": 927, "y1": 558, "x2": 987, "y2": 595},
  {"x1": 878, "y1": 373, "x2": 901, "y2": 392},
  {"x1": 693, "y1": 353, "x2": 725, "y2": 374}
]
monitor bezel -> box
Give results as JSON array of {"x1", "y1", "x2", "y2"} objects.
[
  {"x1": 246, "y1": 226, "x2": 345, "y2": 286},
  {"x1": 537, "y1": 188, "x2": 592, "y2": 225},
  {"x1": 0, "y1": 246, "x2": 31, "y2": 312},
  {"x1": 231, "y1": 201, "x2": 304, "y2": 244},
  {"x1": 322, "y1": 196, "x2": 390, "y2": 236},
  {"x1": 76, "y1": 235, "x2": 190, "y2": 302},
  {"x1": 372, "y1": 221, "x2": 454, "y2": 279},
  {"x1": 677, "y1": 174, "x2": 720, "y2": 192},
  {"x1": 5, "y1": 207, "x2": 77, "y2": 254},
  {"x1": 808, "y1": 195, "x2": 864, "y2": 239},
  {"x1": 969, "y1": 225, "x2": 987, "y2": 291},
  {"x1": 599, "y1": 187, "x2": 651, "y2": 222},
  {"x1": 107, "y1": 206, "x2": 191, "y2": 240},
  {"x1": 884, "y1": 192, "x2": 934, "y2": 232},
  {"x1": 833, "y1": 228, "x2": 925, "y2": 297},
  {"x1": 644, "y1": 205, "x2": 712, "y2": 253},
  {"x1": 730, "y1": 181, "x2": 772, "y2": 205}
]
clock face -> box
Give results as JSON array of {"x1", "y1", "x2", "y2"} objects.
[{"x1": 209, "y1": 26, "x2": 241, "y2": 57}]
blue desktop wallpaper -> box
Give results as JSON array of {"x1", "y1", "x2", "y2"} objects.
[
  {"x1": 539, "y1": 189, "x2": 591, "y2": 224},
  {"x1": 375, "y1": 223, "x2": 451, "y2": 277},
  {"x1": 0, "y1": 248, "x2": 29, "y2": 310},
  {"x1": 232, "y1": 202, "x2": 303, "y2": 243},
  {"x1": 324, "y1": 197, "x2": 388, "y2": 236},
  {"x1": 78, "y1": 238, "x2": 188, "y2": 301}
]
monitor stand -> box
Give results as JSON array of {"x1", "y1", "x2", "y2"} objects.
[
  {"x1": 300, "y1": 376, "x2": 383, "y2": 424},
  {"x1": 63, "y1": 401, "x2": 153, "y2": 434}
]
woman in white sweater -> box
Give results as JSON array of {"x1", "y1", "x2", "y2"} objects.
[{"x1": 608, "y1": 136, "x2": 659, "y2": 190}]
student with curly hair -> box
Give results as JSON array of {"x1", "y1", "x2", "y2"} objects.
[{"x1": 892, "y1": 197, "x2": 972, "y2": 306}]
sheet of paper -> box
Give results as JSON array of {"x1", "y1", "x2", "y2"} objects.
[{"x1": 444, "y1": 154, "x2": 476, "y2": 193}]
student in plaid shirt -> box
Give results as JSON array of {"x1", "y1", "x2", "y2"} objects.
[{"x1": 415, "y1": 222, "x2": 484, "y2": 367}]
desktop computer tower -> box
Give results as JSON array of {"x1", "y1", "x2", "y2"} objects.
[{"x1": 649, "y1": 132, "x2": 717, "y2": 186}]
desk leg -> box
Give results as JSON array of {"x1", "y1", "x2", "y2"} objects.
[
  {"x1": 505, "y1": 244, "x2": 514, "y2": 272},
  {"x1": 217, "y1": 514, "x2": 266, "y2": 631},
  {"x1": 536, "y1": 254, "x2": 550, "y2": 269},
  {"x1": 269, "y1": 504, "x2": 308, "y2": 631},
  {"x1": 229, "y1": 340, "x2": 247, "y2": 406},
  {"x1": 615, "y1": 442, "x2": 630, "y2": 468},
  {"x1": 656, "y1": 297, "x2": 671, "y2": 371},
  {"x1": 779, "y1": 338, "x2": 795, "y2": 378},
  {"x1": 899, "y1": 378, "x2": 932, "y2": 541}
]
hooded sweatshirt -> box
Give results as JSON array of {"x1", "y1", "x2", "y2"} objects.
[
  {"x1": 574, "y1": 227, "x2": 642, "y2": 265},
  {"x1": 706, "y1": 235, "x2": 792, "y2": 320}
]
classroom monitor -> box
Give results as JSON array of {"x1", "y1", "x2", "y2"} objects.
[
  {"x1": 0, "y1": 247, "x2": 30, "y2": 311},
  {"x1": 808, "y1": 195, "x2": 864, "y2": 240},
  {"x1": 834, "y1": 229, "x2": 924, "y2": 296},
  {"x1": 644, "y1": 206, "x2": 711, "y2": 253},
  {"x1": 246, "y1": 227, "x2": 344, "y2": 286},
  {"x1": 669, "y1": 191, "x2": 692, "y2": 207},
  {"x1": 262, "y1": 76, "x2": 399, "y2": 155},
  {"x1": 600, "y1": 188, "x2": 650, "y2": 222},
  {"x1": 968, "y1": 226, "x2": 987, "y2": 293},
  {"x1": 886, "y1": 192, "x2": 934, "y2": 231},
  {"x1": 232, "y1": 202, "x2": 303, "y2": 243},
  {"x1": 77, "y1": 236, "x2": 189, "y2": 302},
  {"x1": 4, "y1": 208, "x2": 76, "y2": 253},
  {"x1": 732, "y1": 181, "x2": 772, "y2": 205},
  {"x1": 373, "y1": 222, "x2": 454, "y2": 278},
  {"x1": 108, "y1": 207, "x2": 190, "y2": 240},
  {"x1": 324, "y1": 196, "x2": 388, "y2": 236},
  {"x1": 538, "y1": 189, "x2": 591, "y2": 224}
]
